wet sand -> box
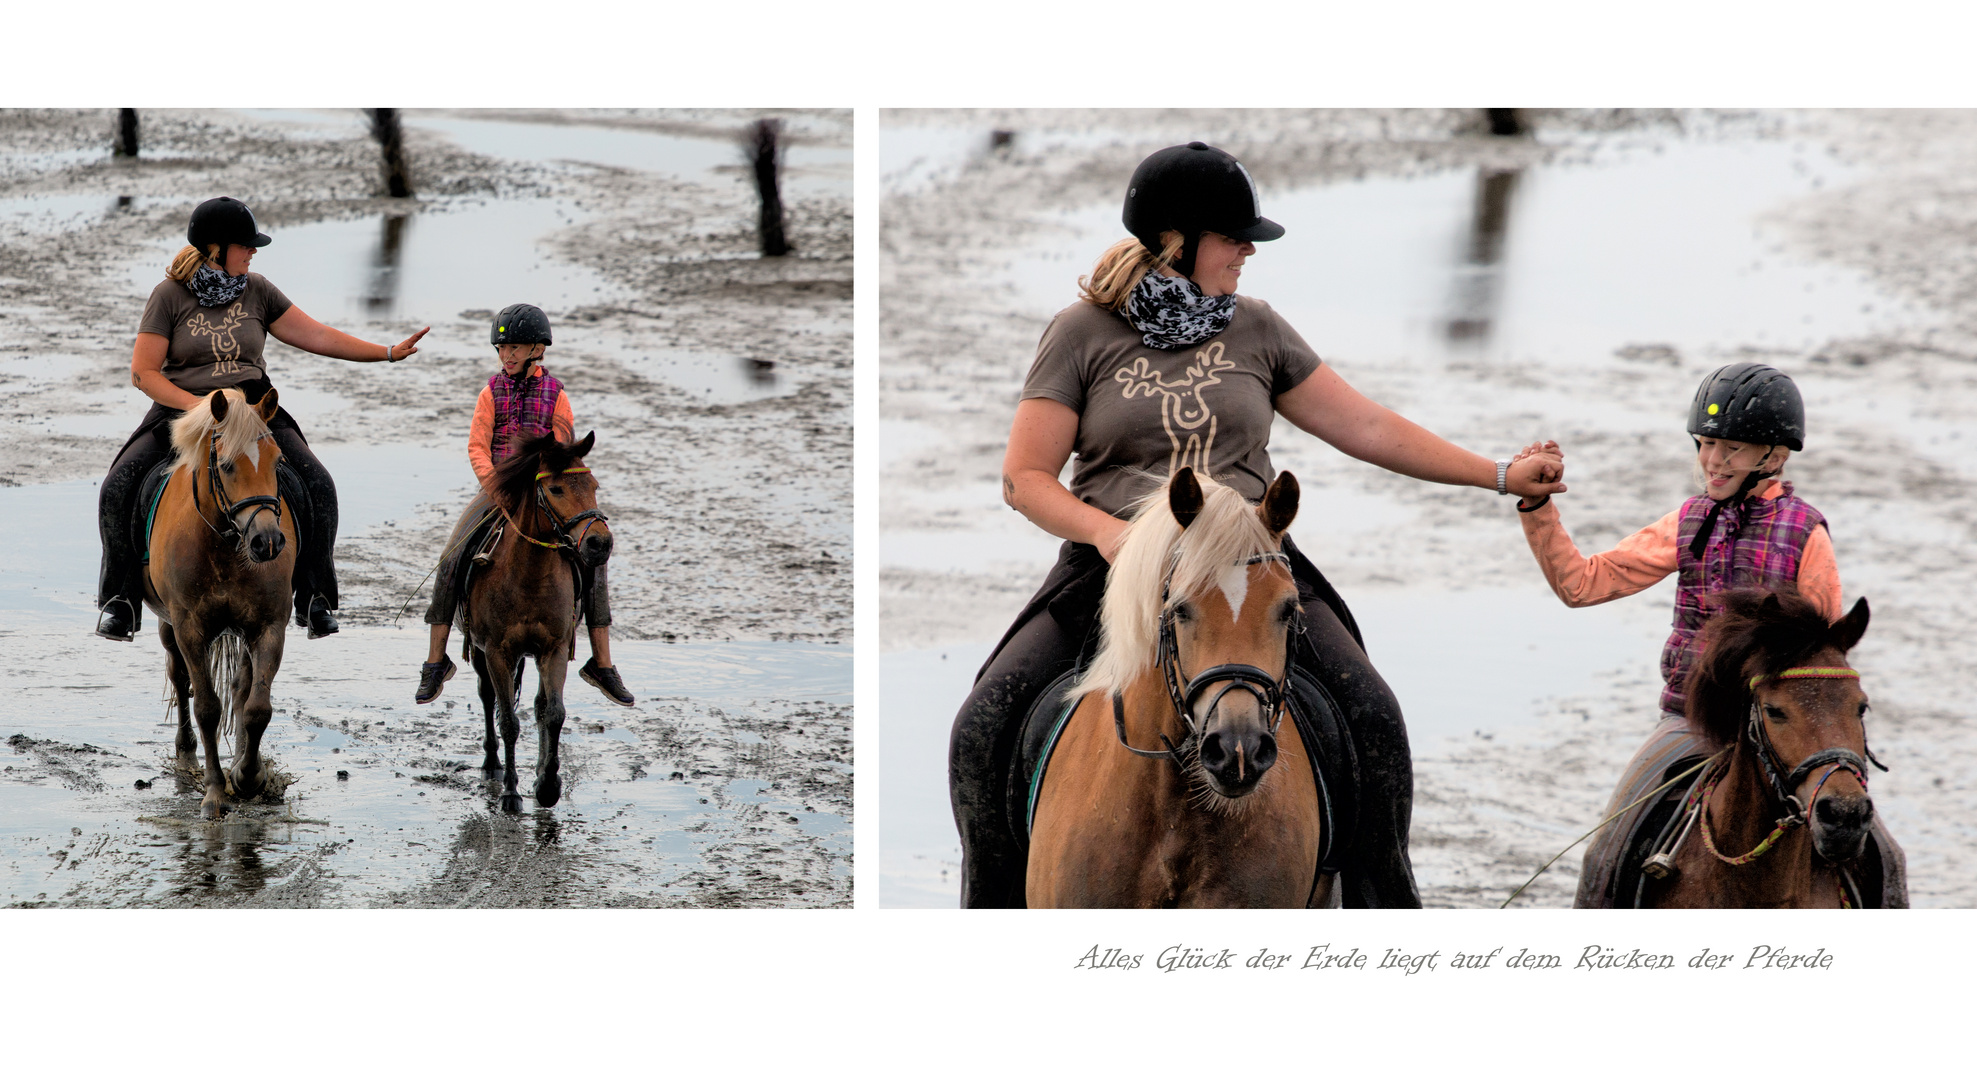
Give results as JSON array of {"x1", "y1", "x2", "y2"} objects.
[
  {"x1": 880, "y1": 109, "x2": 1977, "y2": 907},
  {"x1": 0, "y1": 108, "x2": 850, "y2": 906}
]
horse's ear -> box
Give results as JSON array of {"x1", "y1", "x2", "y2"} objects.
[
  {"x1": 1831, "y1": 596, "x2": 1870, "y2": 654},
  {"x1": 573, "y1": 430, "x2": 596, "y2": 459},
  {"x1": 1259, "y1": 471, "x2": 1299, "y2": 535},
  {"x1": 1169, "y1": 467, "x2": 1202, "y2": 530},
  {"x1": 208, "y1": 389, "x2": 229, "y2": 422},
  {"x1": 255, "y1": 387, "x2": 280, "y2": 422}
]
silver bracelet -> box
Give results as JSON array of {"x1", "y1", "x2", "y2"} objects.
[
  {"x1": 385, "y1": 344, "x2": 394, "y2": 362},
  {"x1": 1495, "y1": 459, "x2": 1510, "y2": 496}
]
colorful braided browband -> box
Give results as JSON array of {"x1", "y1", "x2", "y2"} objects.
[{"x1": 1748, "y1": 666, "x2": 1860, "y2": 690}]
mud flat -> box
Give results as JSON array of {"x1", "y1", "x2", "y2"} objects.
[
  {"x1": 0, "y1": 108, "x2": 850, "y2": 906},
  {"x1": 880, "y1": 109, "x2": 1977, "y2": 907}
]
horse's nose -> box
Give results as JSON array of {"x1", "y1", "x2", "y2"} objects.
[
  {"x1": 249, "y1": 530, "x2": 285, "y2": 563},
  {"x1": 582, "y1": 532, "x2": 612, "y2": 566},
  {"x1": 1198, "y1": 727, "x2": 1277, "y2": 796},
  {"x1": 1814, "y1": 793, "x2": 1873, "y2": 833}
]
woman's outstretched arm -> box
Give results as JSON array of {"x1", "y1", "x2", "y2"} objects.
[
  {"x1": 1001, "y1": 397, "x2": 1130, "y2": 562},
  {"x1": 1275, "y1": 364, "x2": 1566, "y2": 499},
  {"x1": 269, "y1": 306, "x2": 429, "y2": 363}
]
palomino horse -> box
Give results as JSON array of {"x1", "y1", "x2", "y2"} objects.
[
  {"x1": 144, "y1": 387, "x2": 295, "y2": 819},
  {"x1": 464, "y1": 431, "x2": 612, "y2": 814},
  {"x1": 1028, "y1": 468, "x2": 1329, "y2": 907},
  {"x1": 1586, "y1": 587, "x2": 1905, "y2": 908}
]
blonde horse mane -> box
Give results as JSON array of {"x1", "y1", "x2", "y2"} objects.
[
  {"x1": 1071, "y1": 472, "x2": 1281, "y2": 700},
  {"x1": 168, "y1": 388, "x2": 272, "y2": 475}
]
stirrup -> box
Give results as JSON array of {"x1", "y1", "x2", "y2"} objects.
[
  {"x1": 471, "y1": 520, "x2": 505, "y2": 565},
  {"x1": 95, "y1": 597, "x2": 138, "y2": 642}
]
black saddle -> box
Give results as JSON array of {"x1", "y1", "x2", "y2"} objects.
[
  {"x1": 135, "y1": 457, "x2": 309, "y2": 565},
  {"x1": 1012, "y1": 665, "x2": 1361, "y2": 882}
]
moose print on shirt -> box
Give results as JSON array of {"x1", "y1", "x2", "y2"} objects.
[
  {"x1": 186, "y1": 303, "x2": 247, "y2": 377},
  {"x1": 1112, "y1": 340, "x2": 1239, "y2": 478}
]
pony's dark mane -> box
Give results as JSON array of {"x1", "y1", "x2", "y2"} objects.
[
  {"x1": 1684, "y1": 586, "x2": 1852, "y2": 746},
  {"x1": 488, "y1": 433, "x2": 589, "y2": 518}
]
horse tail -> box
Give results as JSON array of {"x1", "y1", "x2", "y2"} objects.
[{"x1": 207, "y1": 629, "x2": 249, "y2": 743}]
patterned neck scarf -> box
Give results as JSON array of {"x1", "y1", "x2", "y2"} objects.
[
  {"x1": 189, "y1": 262, "x2": 250, "y2": 308},
  {"x1": 1124, "y1": 270, "x2": 1237, "y2": 350}
]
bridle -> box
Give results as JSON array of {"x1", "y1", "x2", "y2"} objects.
[
  {"x1": 509, "y1": 466, "x2": 609, "y2": 556},
  {"x1": 192, "y1": 428, "x2": 281, "y2": 542},
  {"x1": 1113, "y1": 550, "x2": 1304, "y2": 764},
  {"x1": 1694, "y1": 665, "x2": 1887, "y2": 867}
]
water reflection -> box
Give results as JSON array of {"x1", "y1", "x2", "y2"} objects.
[
  {"x1": 364, "y1": 212, "x2": 409, "y2": 313},
  {"x1": 1442, "y1": 166, "x2": 1520, "y2": 347}
]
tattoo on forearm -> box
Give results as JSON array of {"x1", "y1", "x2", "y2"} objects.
[{"x1": 1002, "y1": 473, "x2": 1017, "y2": 503}]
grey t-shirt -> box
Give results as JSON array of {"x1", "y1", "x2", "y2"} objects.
[
  {"x1": 138, "y1": 273, "x2": 294, "y2": 394},
  {"x1": 1021, "y1": 295, "x2": 1322, "y2": 516}
]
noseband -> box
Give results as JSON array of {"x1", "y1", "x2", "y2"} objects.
[
  {"x1": 512, "y1": 466, "x2": 609, "y2": 555},
  {"x1": 1114, "y1": 551, "x2": 1304, "y2": 764},
  {"x1": 193, "y1": 428, "x2": 282, "y2": 542}
]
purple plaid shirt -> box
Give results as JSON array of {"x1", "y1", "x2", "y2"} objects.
[
  {"x1": 1660, "y1": 481, "x2": 1827, "y2": 715},
  {"x1": 488, "y1": 368, "x2": 565, "y2": 465}
]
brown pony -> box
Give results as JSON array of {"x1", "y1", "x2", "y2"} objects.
[
  {"x1": 465, "y1": 431, "x2": 612, "y2": 814},
  {"x1": 1027, "y1": 468, "x2": 1329, "y2": 907},
  {"x1": 1637, "y1": 587, "x2": 1899, "y2": 907},
  {"x1": 145, "y1": 387, "x2": 295, "y2": 819}
]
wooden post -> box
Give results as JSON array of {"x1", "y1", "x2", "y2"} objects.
[
  {"x1": 1486, "y1": 109, "x2": 1523, "y2": 137},
  {"x1": 748, "y1": 118, "x2": 790, "y2": 257},
  {"x1": 112, "y1": 109, "x2": 139, "y2": 157},
  {"x1": 367, "y1": 109, "x2": 413, "y2": 198}
]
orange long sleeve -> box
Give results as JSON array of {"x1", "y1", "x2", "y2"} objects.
[
  {"x1": 1519, "y1": 482, "x2": 1842, "y2": 620},
  {"x1": 467, "y1": 367, "x2": 576, "y2": 487}
]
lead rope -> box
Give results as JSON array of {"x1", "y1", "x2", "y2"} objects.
[{"x1": 1500, "y1": 752, "x2": 1722, "y2": 908}]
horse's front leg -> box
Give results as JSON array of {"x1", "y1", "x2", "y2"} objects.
[
  {"x1": 159, "y1": 621, "x2": 196, "y2": 770},
  {"x1": 484, "y1": 650, "x2": 524, "y2": 814},
  {"x1": 228, "y1": 622, "x2": 286, "y2": 800},
  {"x1": 533, "y1": 650, "x2": 570, "y2": 808},
  {"x1": 470, "y1": 647, "x2": 500, "y2": 774},
  {"x1": 178, "y1": 630, "x2": 229, "y2": 819}
]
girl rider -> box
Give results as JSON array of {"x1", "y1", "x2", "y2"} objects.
[
  {"x1": 415, "y1": 304, "x2": 633, "y2": 709},
  {"x1": 952, "y1": 142, "x2": 1567, "y2": 908},
  {"x1": 97, "y1": 196, "x2": 428, "y2": 642}
]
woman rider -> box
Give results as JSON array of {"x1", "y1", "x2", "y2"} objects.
[
  {"x1": 95, "y1": 196, "x2": 429, "y2": 641},
  {"x1": 951, "y1": 142, "x2": 1567, "y2": 908}
]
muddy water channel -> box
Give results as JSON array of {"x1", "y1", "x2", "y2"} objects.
[
  {"x1": 1, "y1": 108, "x2": 853, "y2": 906},
  {"x1": 880, "y1": 111, "x2": 1975, "y2": 907}
]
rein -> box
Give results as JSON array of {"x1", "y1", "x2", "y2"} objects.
[
  {"x1": 1113, "y1": 550, "x2": 1303, "y2": 766},
  {"x1": 191, "y1": 428, "x2": 281, "y2": 542}
]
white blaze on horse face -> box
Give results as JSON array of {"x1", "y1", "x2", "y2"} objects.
[{"x1": 1216, "y1": 562, "x2": 1250, "y2": 624}]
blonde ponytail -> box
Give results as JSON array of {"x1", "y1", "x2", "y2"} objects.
[
  {"x1": 167, "y1": 243, "x2": 223, "y2": 283},
  {"x1": 1078, "y1": 231, "x2": 1186, "y2": 311}
]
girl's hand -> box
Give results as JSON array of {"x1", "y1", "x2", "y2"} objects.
[
  {"x1": 1507, "y1": 451, "x2": 1567, "y2": 499},
  {"x1": 388, "y1": 326, "x2": 431, "y2": 362},
  {"x1": 1511, "y1": 439, "x2": 1561, "y2": 466}
]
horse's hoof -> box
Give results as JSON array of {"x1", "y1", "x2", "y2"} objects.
[
  {"x1": 199, "y1": 795, "x2": 227, "y2": 820},
  {"x1": 500, "y1": 793, "x2": 524, "y2": 815},
  {"x1": 535, "y1": 775, "x2": 562, "y2": 808},
  {"x1": 228, "y1": 768, "x2": 264, "y2": 801},
  {"x1": 481, "y1": 758, "x2": 503, "y2": 776}
]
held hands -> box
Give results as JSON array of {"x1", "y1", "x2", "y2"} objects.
[
  {"x1": 1507, "y1": 439, "x2": 1566, "y2": 504},
  {"x1": 387, "y1": 326, "x2": 432, "y2": 362}
]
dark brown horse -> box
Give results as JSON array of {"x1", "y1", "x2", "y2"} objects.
[
  {"x1": 1620, "y1": 587, "x2": 1902, "y2": 907},
  {"x1": 464, "y1": 431, "x2": 612, "y2": 814},
  {"x1": 1027, "y1": 469, "x2": 1330, "y2": 907},
  {"x1": 144, "y1": 387, "x2": 295, "y2": 819}
]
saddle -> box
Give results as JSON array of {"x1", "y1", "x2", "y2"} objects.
[
  {"x1": 1577, "y1": 717, "x2": 1909, "y2": 908},
  {"x1": 136, "y1": 457, "x2": 309, "y2": 565},
  {"x1": 1013, "y1": 665, "x2": 1361, "y2": 884}
]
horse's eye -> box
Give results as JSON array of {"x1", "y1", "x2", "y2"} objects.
[
  {"x1": 550, "y1": 486, "x2": 564, "y2": 495},
  {"x1": 220, "y1": 461, "x2": 234, "y2": 474},
  {"x1": 1857, "y1": 701, "x2": 1870, "y2": 718},
  {"x1": 1173, "y1": 602, "x2": 1194, "y2": 622},
  {"x1": 1763, "y1": 704, "x2": 1788, "y2": 721}
]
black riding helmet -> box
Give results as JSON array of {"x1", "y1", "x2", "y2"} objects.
[
  {"x1": 187, "y1": 196, "x2": 272, "y2": 251},
  {"x1": 491, "y1": 303, "x2": 552, "y2": 346},
  {"x1": 1687, "y1": 362, "x2": 1804, "y2": 452},
  {"x1": 1123, "y1": 142, "x2": 1284, "y2": 278}
]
